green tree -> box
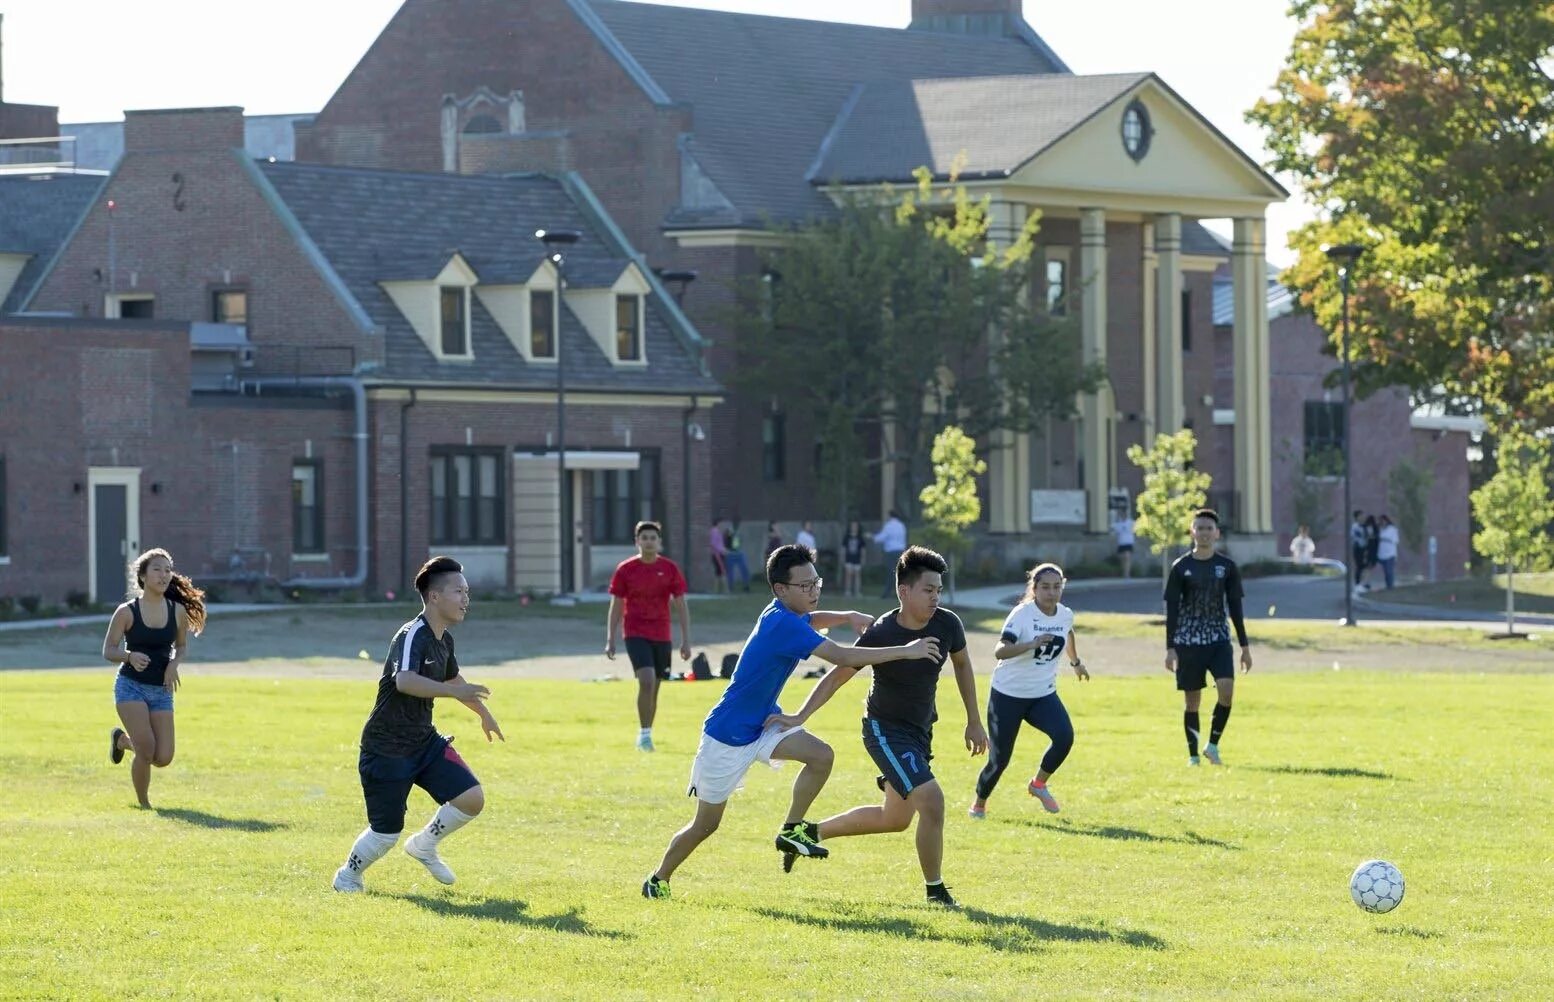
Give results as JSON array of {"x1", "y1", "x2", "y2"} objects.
[
  {"x1": 1127, "y1": 430, "x2": 1213, "y2": 589},
  {"x1": 737, "y1": 160, "x2": 1103, "y2": 525},
  {"x1": 917, "y1": 425, "x2": 987, "y2": 601},
  {"x1": 1470, "y1": 433, "x2": 1554, "y2": 635},
  {"x1": 1386, "y1": 457, "x2": 1434, "y2": 556},
  {"x1": 1249, "y1": 0, "x2": 1554, "y2": 430}
]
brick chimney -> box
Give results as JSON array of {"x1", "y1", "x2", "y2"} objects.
[
  {"x1": 909, "y1": 0, "x2": 1026, "y2": 37},
  {"x1": 124, "y1": 107, "x2": 245, "y2": 153}
]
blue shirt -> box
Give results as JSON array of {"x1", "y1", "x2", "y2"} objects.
[{"x1": 702, "y1": 599, "x2": 824, "y2": 746}]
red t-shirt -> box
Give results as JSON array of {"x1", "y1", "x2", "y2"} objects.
[{"x1": 608, "y1": 556, "x2": 687, "y2": 642}]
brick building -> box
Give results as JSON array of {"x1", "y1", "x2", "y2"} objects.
[{"x1": 1, "y1": 107, "x2": 720, "y2": 604}]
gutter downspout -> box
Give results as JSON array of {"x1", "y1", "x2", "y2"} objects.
[
  {"x1": 244, "y1": 376, "x2": 369, "y2": 590},
  {"x1": 681, "y1": 394, "x2": 699, "y2": 578},
  {"x1": 400, "y1": 388, "x2": 417, "y2": 593}
]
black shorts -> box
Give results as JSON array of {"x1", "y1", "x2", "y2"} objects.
[
  {"x1": 1175, "y1": 642, "x2": 1235, "y2": 691},
  {"x1": 862, "y1": 718, "x2": 934, "y2": 798},
  {"x1": 625, "y1": 637, "x2": 673, "y2": 680},
  {"x1": 359, "y1": 736, "x2": 478, "y2": 834},
  {"x1": 1117, "y1": 543, "x2": 1134, "y2": 553}
]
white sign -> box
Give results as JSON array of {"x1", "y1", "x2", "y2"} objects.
[{"x1": 1031, "y1": 490, "x2": 1087, "y2": 525}]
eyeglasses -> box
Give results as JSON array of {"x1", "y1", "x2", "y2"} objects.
[{"x1": 780, "y1": 577, "x2": 823, "y2": 594}]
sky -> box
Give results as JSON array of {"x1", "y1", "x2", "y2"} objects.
[{"x1": 0, "y1": 0, "x2": 1310, "y2": 262}]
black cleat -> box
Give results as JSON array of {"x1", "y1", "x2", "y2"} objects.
[
  {"x1": 774, "y1": 820, "x2": 828, "y2": 859},
  {"x1": 781, "y1": 851, "x2": 798, "y2": 874},
  {"x1": 110, "y1": 727, "x2": 127, "y2": 765},
  {"x1": 925, "y1": 883, "x2": 959, "y2": 909},
  {"x1": 641, "y1": 874, "x2": 671, "y2": 900}
]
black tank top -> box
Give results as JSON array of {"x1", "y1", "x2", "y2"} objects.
[{"x1": 120, "y1": 597, "x2": 177, "y2": 685}]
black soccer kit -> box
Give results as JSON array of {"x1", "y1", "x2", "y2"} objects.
[
  {"x1": 1163, "y1": 553, "x2": 1248, "y2": 691},
  {"x1": 855, "y1": 608, "x2": 966, "y2": 797}
]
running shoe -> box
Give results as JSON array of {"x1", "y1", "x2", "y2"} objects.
[
  {"x1": 403, "y1": 832, "x2": 455, "y2": 884},
  {"x1": 641, "y1": 875, "x2": 671, "y2": 899},
  {"x1": 925, "y1": 883, "x2": 959, "y2": 909},
  {"x1": 332, "y1": 866, "x2": 365, "y2": 893},
  {"x1": 1027, "y1": 781, "x2": 1061, "y2": 814},
  {"x1": 110, "y1": 727, "x2": 127, "y2": 765},
  {"x1": 1202, "y1": 743, "x2": 1222, "y2": 766},
  {"x1": 774, "y1": 821, "x2": 828, "y2": 858}
]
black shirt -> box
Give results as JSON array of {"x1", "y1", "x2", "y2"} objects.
[
  {"x1": 856, "y1": 608, "x2": 967, "y2": 735},
  {"x1": 842, "y1": 535, "x2": 865, "y2": 564},
  {"x1": 1163, "y1": 552, "x2": 1247, "y2": 648},
  {"x1": 120, "y1": 597, "x2": 177, "y2": 686},
  {"x1": 360, "y1": 614, "x2": 460, "y2": 757}
]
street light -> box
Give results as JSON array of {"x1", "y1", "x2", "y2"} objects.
[
  {"x1": 656, "y1": 269, "x2": 698, "y2": 308},
  {"x1": 1324, "y1": 242, "x2": 1365, "y2": 627},
  {"x1": 537, "y1": 227, "x2": 582, "y2": 594}
]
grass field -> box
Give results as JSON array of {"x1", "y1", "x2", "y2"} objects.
[
  {"x1": 2, "y1": 661, "x2": 1551, "y2": 1000},
  {"x1": 1377, "y1": 573, "x2": 1554, "y2": 617}
]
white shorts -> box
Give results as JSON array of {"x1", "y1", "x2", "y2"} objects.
[{"x1": 687, "y1": 725, "x2": 805, "y2": 805}]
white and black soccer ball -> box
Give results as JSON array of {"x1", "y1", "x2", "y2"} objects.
[{"x1": 1349, "y1": 859, "x2": 1405, "y2": 914}]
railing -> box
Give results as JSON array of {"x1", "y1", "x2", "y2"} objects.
[{"x1": 0, "y1": 135, "x2": 79, "y2": 172}]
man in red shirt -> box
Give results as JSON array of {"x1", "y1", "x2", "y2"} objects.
[{"x1": 606, "y1": 521, "x2": 692, "y2": 752}]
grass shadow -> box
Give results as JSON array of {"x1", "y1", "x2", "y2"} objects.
[
  {"x1": 153, "y1": 807, "x2": 288, "y2": 832},
  {"x1": 396, "y1": 894, "x2": 630, "y2": 939},
  {"x1": 1016, "y1": 819, "x2": 1240, "y2": 851},
  {"x1": 1248, "y1": 765, "x2": 1401, "y2": 781},
  {"x1": 1375, "y1": 925, "x2": 1441, "y2": 939},
  {"x1": 751, "y1": 904, "x2": 1165, "y2": 954}
]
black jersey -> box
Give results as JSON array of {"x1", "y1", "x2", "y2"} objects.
[
  {"x1": 1164, "y1": 553, "x2": 1247, "y2": 648},
  {"x1": 120, "y1": 597, "x2": 178, "y2": 686},
  {"x1": 856, "y1": 608, "x2": 966, "y2": 735},
  {"x1": 360, "y1": 614, "x2": 460, "y2": 757}
]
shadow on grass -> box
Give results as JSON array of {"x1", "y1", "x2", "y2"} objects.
[
  {"x1": 1016, "y1": 819, "x2": 1240, "y2": 851},
  {"x1": 153, "y1": 807, "x2": 288, "y2": 832},
  {"x1": 751, "y1": 905, "x2": 1165, "y2": 953},
  {"x1": 1376, "y1": 925, "x2": 1441, "y2": 939},
  {"x1": 1248, "y1": 765, "x2": 1401, "y2": 781},
  {"x1": 396, "y1": 894, "x2": 630, "y2": 939}
]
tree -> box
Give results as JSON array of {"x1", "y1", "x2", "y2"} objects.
[
  {"x1": 1386, "y1": 457, "x2": 1434, "y2": 556},
  {"x1": 1470, "y1": 432, "x2": 1554, "y2": 635},
  {"x1": 1127, "y1": 430, "x2": 1213, "y2": 589},
  {"x1": 917, "y1": 425, "x2": 987, "y2": 601},
  {"x1": 1249, "y1": 0, "x2": 1554, "y2": 430},
  {"x1": 736, "y1": 161, "x2": 1104, "y2": 526}
]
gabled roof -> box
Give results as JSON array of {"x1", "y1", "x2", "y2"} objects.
[
  {"x1": 256, "y1": 161, "x2": 718, "y2": 393},
  {"x1": 0, "y1": 173, "x2": 106, "y2": 313},
  {"x1": 587, "y1": 0, "x2": 1065, "y2": 228},
  {"x1": 809, "y1": 74, "x2": 1149, "y2": 185}
]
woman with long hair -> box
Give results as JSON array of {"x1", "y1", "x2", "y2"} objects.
[
  {"x1": 102, "y1": 548, "x2": 206, "y2": 808},
  {"x1": 841, "y1": 521, "x2": 866, "y2": 597}
]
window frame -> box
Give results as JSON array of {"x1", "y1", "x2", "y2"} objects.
[
  {"x1": 530, "y1": 288, "x2": 556, "y2": 360},
  {"x1": 589, "y1": 452, "x2": 661, "y2": 545},
  {"x1": 439, "y1": 286, "x2": 471, "y2": 358},
  {"x1": 291, "y1": 459, "x2": 325, "y2": 555},
  {"x1": 1302, "y1": 401, "x2": 1348, "y2": 476},
  {"x1": 762, "y1": 412, "x2": 787, "y2": 482},
  {"x1": 105, "y1": 293, "x2": 155, "y2": 319},
  {"x1": 211, "y1": 287, "x2": 249, "y2": 327},
  {"x1": 429, "y1": 447, "x2": 506, "y2": 546},
  {"x1": 615, "y1": 294, "x2": 642, "y2": 362},
  {"x1": 1180, "y1": 287, "x2": 1192, "y2": 352}
]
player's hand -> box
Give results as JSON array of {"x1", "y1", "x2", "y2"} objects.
[
  {"x1": 604, "y1": 641, "x2": 616, "y2": 660},
  {"x1": 964, "y1": 721, "x2": 989, "y2": 756},
  {"x1": 905, "y1": 637, "x2": 942, "y2": 663},
  {"x1": 450, "y1": 681, "x2": 490, "y2": 701},
  {"x1": 127, "y1": 652, "x2": 150, "y2": 670},
  {"x1": 1240, "y1": 646, "x2": 1253, "y2": 674},
  {"x1": 847, "y1": 611, "x2": 874, "y2": 636},
  {"x1": 1035, "y1": 633, "x2": 1058, "y2": 647},
  {"x1": 679, "y1": 642, "x2": 692, "y2": 662},
  {"x1": 1164, "y1": 649, "x2": 1178, "y2": 674},
  {"x1": 763, "y1": 712, "x2": 804, "y2": 730},
  {"x1": 164, "y1": 665, "x2": 181, "y2": 692},
  {"x1": 481, "y1": 714, "x2": 505, "y2": 742},
  {"x1": 1071, "y1": 660, "x2": 1090, "y2": 681}
]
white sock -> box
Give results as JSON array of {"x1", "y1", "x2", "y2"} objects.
[
  {"x1": 418, "y1": 803, "x2": 476, "y2": 846},
  {"x1": 639, "y1": 727, "x2": 651, "y2": 740},
  {"x1": 344, "y1": 828, "x2": 398, "y2": 874}
]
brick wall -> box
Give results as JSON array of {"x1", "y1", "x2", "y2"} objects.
[{"x1": 0, "y1": 101, "x2": 58, "y2": 141}]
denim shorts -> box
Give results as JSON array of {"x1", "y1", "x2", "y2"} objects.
[{"x1": 114, "y1": 674, "x2": 174, "y2": 712}]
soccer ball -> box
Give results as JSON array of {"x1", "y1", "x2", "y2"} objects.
[{"x1": 1349, "y1": 859, "x2": 1405, "y2": 913}]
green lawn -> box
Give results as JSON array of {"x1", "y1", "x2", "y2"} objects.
[
  {"x1": 1375, "y1": 574, "x2": 1554, "y2": 616},
  {"x1": 2, "y1": 670, "x2": 1549, "y2": 1000}
]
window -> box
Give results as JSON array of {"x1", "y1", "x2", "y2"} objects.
[
  {"x1": 762, "y1": 412, "x2": 786, "y2": 482},
  {"x1": 0, "y1": 455, "x2": 8, "y2": 558},
  {"x1": 430, "y1": 450, "x2": 503, "y2": 545},
  {"x1": 530, "y1": 289, "x2": 555, "y2": 359},
  {"x1": 291, "y1": 461, "x2": 324, "y2": 554},
  {"x1": 463, "y1": 115, "x2": 502, "y2": 134},
  {"x1": 213, "y1": 289, "x2": 248, "y2": 326},
  {"x1": 440, "y1": 287, "x2": 468, "y2": 356},
  {"x1": 106, "y1": 294, "x2": 154, "y2": 319},
  {"x1": 1181, "y1": 288, "x2": 1192, "y2": 352},
  {"x1": 615, "y1": 295, "x2": 641, "y2": 361},
  {"x1": 1303, "y1": 401, "x2": 1347, "y2": 475},
  {"x1": 590, "y1": 455, "x2": 659, "y2": 545},
  {"x1": 1045, "y1": 257, "x2": 1067, "y2": 316}
]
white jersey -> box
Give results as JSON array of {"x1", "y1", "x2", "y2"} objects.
[{"x1": 991, "y1": 601, "x2": 1075, "y2": 698}]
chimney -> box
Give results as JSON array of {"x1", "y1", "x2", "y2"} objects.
[
  {"x1": 909, "y1": 0, "x2": 1026, "y2": 37},
  {"x1": 124, "y1": 106, "x2": 245, "y2": 154}
]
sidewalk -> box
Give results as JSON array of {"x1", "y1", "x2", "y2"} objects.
[{"x1": 949, "y1": 577, "x2": 1144, "y2": 611}]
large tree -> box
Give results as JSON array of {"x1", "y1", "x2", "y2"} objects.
[
  {"x1": 737, "y1": 166, "x2": 1102, "y2": 523},
  {"x1": 1249, "y1": 0, "x2": 1554, "y2": 429}
]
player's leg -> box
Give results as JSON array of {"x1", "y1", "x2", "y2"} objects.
[
  {"x1": 817, "y1": 776, "x2": 916, "y2": 839},
  {"x1": 624, "y1": 638, "x2": 658, "y2": 750},
  {"x1": 971, "y1": 689, "x2": 1025, "y2": 818},
  {"x1": 335, "y1": 758, "x2": 409, "y2": 892},
  {"x1": 648, "y1": 797, "x2": 727, "y2": 894},
  {"x1": 769, "y1": 729, "x2": 834, "y2": 857},
  {"x1": 1023, "y1": 693, "x2": 1073, "y2": 812},
  {"x1": 904, "y1": 779, "x2": 952, "y2": 904},
  {"x1": 1203, "y1": 646, "x2": 1236, "y2": 765},
  {"x1": 148, "y1": 710, "x2": 175, "y2": 769},
  {"x1": 113, "y1": 691, "x2": 156, "y2": 808},
  {"x1": 403, "y1": 741, "x2": 483, "y2": 885},
  {"x1": 1179, "y1": 650, "x2": 1205, "y2": 764}
]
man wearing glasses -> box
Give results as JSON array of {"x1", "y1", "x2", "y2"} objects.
[{"x1": 642, "y1": 544, "x2": 939, "y2": 900}]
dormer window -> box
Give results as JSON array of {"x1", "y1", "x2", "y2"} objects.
[
  {"x1": 531, "y1": 289, "x2": 556, "y2": 359},
  {"x1": 440, "y1": 286, "x2": 469, "y2": 356},
  {"x1": 616, "y1": 295, "x2": 641, "y2": 362}
]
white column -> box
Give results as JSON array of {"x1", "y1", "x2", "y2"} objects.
[
  {"x1": 1140, "y1": 221, "x2": 1157, "y2": 441},
  {"x1": 1232, "y1": 216, "x2": 1272, "y2": 533},
  {"x1": 1079, "y1": 208, "x2": 1112, "y2": 532},
  {"x1": 986, "y1": 201, "x2": 1030, "y2": 532},
  {"x1": 1155, "y1": 213, "x2": 1184, "y2": 435}
]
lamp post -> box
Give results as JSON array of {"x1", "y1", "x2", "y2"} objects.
[
  {"x1": 1324, "y1": 242, "x2": 1364, "y2": 627},
  {"x1": 537, "y1": 227, "x2": 582, "y2": 594},
  {"x1": 657, "y1": 269, "x2": 698, "y2": 308}
]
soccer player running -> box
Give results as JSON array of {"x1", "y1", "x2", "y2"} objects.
[
  {"x1": 605, "y1": 521, "x2": 692, "y2": 752},
  {"x1": 969, "y1": 562, "x2": 1088, "y2": 821},
  {"x1": 333, "y1": 556, "x2": 504, "y2": 893},
  {"x1": 764, "y1": 546, "x2": 988, "y2": 908},
  {"x1": 1164, "y1": 508, "x2": 1252, "y2": 767},
  {"x1": 642, "y1": 544, "x2": 939, "y2": 900}
]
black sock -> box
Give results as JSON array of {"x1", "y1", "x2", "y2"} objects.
[
  {"x1": 1184, "y1": 711, "x2": 1201, "y2": 757},
  {"x1": 1210, "y1": 704, "x2": 1231, "y2": 745}
]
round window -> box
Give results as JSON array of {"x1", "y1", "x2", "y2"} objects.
[{"x1": 1121, "y1": 99, "x2": 1152, "y2": 162}]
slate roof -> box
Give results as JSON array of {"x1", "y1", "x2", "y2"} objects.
[
  {"x1": 809, "y1": 74, "x2": 1149, "y2": 184},
  {"x1": 0, "y1": 173, "x2": 106, "y2": 313},
  {"x1": 255, "y1": 161, "x2": 719, "y2": 394},
  {"x1": 588, "y1": 0, "x2": 1065, "y2": 227}
]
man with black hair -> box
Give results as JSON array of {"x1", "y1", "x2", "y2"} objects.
[
  {"x1": 641, "y1": 543, "x2": 938, "y2": 901},
  {"x1": 605, "y1": 521, "x2": 691, "y2": 752},
  {"x1": 1163, "y1": 509, "x2": 1252, "y2": 767},
  {"x1": 766, "y1": 545, "x2": 988, "y2": 908},
  {"x1": 332, "y1": 556, "x2": 504, "y2": 893}
]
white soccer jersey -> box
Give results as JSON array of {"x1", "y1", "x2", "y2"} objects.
[{"x1": 990, "y1": 601, "x2": 1075, "y2": 698}]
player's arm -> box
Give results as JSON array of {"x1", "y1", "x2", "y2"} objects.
[
  {"x1": 164, "y1": 605, "x2": 190, "y2": 691},
  {"x1": 948, "y1": 647, "x2": 988, "y2": 755},
  {"x1": 993, "y1": 634, "x2": 1041, "y2": 660},
  {"x1": 101, "y1": 605, "x2": 146, "y2": 669},
  {"x1": 672, "y1": 593, "x2": 692, "y2": 660},
  {"x1": 604, "y1": 595, "x2": 624, "y2": 658},
  {"x1": 812, "y1": 635, "x2": 938, "y2": 670},
  {"x1": 394, "y1": 638, "x2": 488, "y2": 701},
  {"x1": 809, "y1": 610, "x2": 873, "y2": 634},
  {"x1": 766, "y1": 659, "x2": 861, "y2": 729},
  {"x1": 1163, "y1": 565, "x2": 1183, "y2": 671},
  {"x1": 1225, "y1": 563, "x2": 1252, "y2": 672},
  {"x1": 1066, "y1": 629, "x2": 1089, "y2": 680}
]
